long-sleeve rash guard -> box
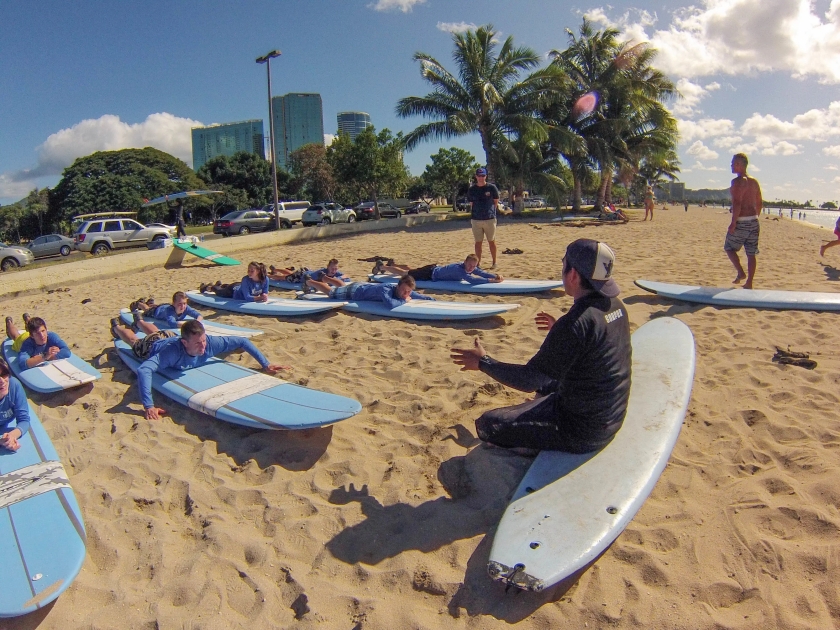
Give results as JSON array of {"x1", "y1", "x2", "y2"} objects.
[
  {"x1": 0, "y1": 377, "x2": 30, "y2": 438},
  {"x1": 232, "y1": 276, "x2": 269, "y2": 301},
  {"x1": 432, "y1": 262, "x2": 497, "y2": 285},
  {"x1": 151, "y1": 304, "x2": 202, "y2": 328},
  {"x1": 17, "y1": 332, "x2": 71, "y2": 371},
  {"x1": 137, "y1": 335, "x2": 270, "y2": 409},
  {"x1": 349, "y1": 282, "x2": 434, "y2": 309}
]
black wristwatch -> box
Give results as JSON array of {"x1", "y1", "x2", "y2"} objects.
[{"x1": 478, "y1": 354, "x2": 494, "y2": 370}]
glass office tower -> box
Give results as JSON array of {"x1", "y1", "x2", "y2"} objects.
[
  {"x1": 191, "y1": 120, "x2": 265, "y2": 170},
  {"x1": 272, "y1": 93, "x2": 325, "y2": 170},
  {"x1": 337, "y1": 111, "x2": 372, "y2": 141}
]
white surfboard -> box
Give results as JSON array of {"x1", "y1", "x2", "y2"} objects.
[
  {"x1": 368, "y1": 274, "x2": 564, "y2": 295},
  {"x1": 487, "y1": 317, "x2": 695, "y2": 592},
  {"x1": 635, "y1": 280, "x2": 840, "y2": 311}
]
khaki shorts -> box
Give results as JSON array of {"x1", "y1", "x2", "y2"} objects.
[{"x1": 471, "y1": 219, "x2": 497, "y2": 242}]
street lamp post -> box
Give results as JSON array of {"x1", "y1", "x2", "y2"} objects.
[{"x1": 256, "y1": 49, "x2": 282, "y2": 229}]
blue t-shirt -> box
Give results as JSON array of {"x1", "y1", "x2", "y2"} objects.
[
  {"x1": 432, "y1": 262, "x2": 497, "y2": 285},
  {"x1": 137, "y1": 335, "x2": 270, "y2": 408},
  {"x1": 151, "y1": 304, "x2": 202, "y2": 328},
  {"x1": 467, "y1": 183, "x2": 500, "y2": 220},
  {"x1": 233, "y1": 276, "x2": 269, "y2": 301},
  {"x1": 340, "y1": 282, "x2": 434, "y2": 309},
  {"x1": 0, "y1": 377, "x2": 31, "y2": 439},
  {"x1": 17, "y1": 331, "x2": 71, "y2": 371}
]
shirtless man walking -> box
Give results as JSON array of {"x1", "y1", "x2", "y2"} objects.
[{"x1": 725, "y1": 153, "x2": 762, "y2": 289}]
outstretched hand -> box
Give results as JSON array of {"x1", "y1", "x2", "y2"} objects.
[
  {"x1": 144, "y1": 406, "x2": 167, "y2": 421},
  {"x1": 265, "y1": 364, "x2": 292, "y2": 375},
  {"x1": 490, "y1": 274, "x2": 504, "y2": 283},
  {"x1": 535, "y1": 311, "x2": 556, "y2": 331},
  {"x1": 450, "y1": 337, "x2": 487, "y2": 371}
]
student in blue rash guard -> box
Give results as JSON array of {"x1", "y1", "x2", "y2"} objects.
[
  {"x1": 131, "y1": 291, "x2": 203, "y2": 328},
  {"x1": 17, "y1": 317, "x2": 71, "y2": 371},
  {"x1": 303, "y1": 274, "x2": 434, "y2": 308},
  {"x1": 111, "y1": 319, "x2": 290, "y2": 421},
  {"x1": 201, "y1": 262, "x2": 269, "y2": 302},
  {"x1": 374, "y1": 253, "x2": 504, "y2": 285},
  {"x1": 0, "y1": 358, "x2": 30, "y2": 451}
]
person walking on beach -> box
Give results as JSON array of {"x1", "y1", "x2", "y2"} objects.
[
  {"x1": 820, "y1": 215, "x2": 840, "y2": 257},
  {"x1": 467, "y1": 167, "x2": 500, "y2": 268},
  {"x1": 643, "y1": 185, "x2": 654, "y2": 221},
  {"x1": 451, "y1": 239, "x2": 631, "y2": 453},
  {"x1": 173, "y1": 199, "x2": 187, "y2": 239},
  {"x1": 726, "y1": 153, "x2": 762, "y2": 289}
]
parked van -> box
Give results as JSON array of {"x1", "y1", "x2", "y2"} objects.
[{"x1": 261, "y1": 201, "x2": 311, "y2": 228}]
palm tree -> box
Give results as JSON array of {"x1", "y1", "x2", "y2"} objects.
[{"x1": 397, "y1": 24, "x2": 566, "y2": 182}]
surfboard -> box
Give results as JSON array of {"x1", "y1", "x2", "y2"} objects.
[
  {"x1": 487, "y1": 317, "x2": 695, "y2": 592},
  {"x1": 173, "y1": 240, "x2": 240, "y2": 266},
  {"x1": 186, "y1": 291, "x2": 346, "y2": 317},
  {"x1": 635, "y1": 279, "x2": 840, "y2": 311},
  {"x1": 298, "y1": 293, "x2": 520, "y2": 320},
  {"x1": 2, "y1": 340, "x2": 102, "y2": 394},
  {"x1": 269, "y1": 275, "x2": 353, "y2": 292},
  {"x1": 0, "y1": 403, "x2": 86, "y2": 617},
  {"x1": 369, "y1": 274, "x2": 564, "y2": 295},
  {"x1": 119, "y1": 308, "x2": 263, "y2": 338},
  {"x1": 114, "y1": 339, "x2": 361, "y2": 429}
]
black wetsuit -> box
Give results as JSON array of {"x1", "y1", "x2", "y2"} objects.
[{"x1": 476, "y1": 292, "x2": 632, "y2": 453}]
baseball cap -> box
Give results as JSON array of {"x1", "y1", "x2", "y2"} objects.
[
  {"x1": 564, "y1": 239, "x2": 620, "y2": 297},
  {"x1": 475, "y1": 167, "x2": 487, "y2": 176}
]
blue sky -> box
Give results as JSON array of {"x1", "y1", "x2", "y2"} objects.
[{"x1": 3, "y1": 0, "x2": 840, "y2": 205}]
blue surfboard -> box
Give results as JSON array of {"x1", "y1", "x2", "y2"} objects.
[
  {"x1": 369, "y1": 274, "x2": 564, "y2": 295},
  {"x1": 2, "y1": 340, "x2": 101, "y2": 394},
  {"x1": 0, "y1": 403, "x2": 86, "y2": 617},
  {"x1": 114, "y1": 339, "x2": 361, "y2": 429},
  {"x1": 297, "y1": 293, "x2": 520, "y2": 321},
  {"x1": 119, "y1": 308, "x2": 263, "y2": 337},
  {"x1": 186, "y1": 290, "x2": 346, "y2": 317},
  {"x1": 269, "y1": 275, "x2": 353, "y2": 292}
]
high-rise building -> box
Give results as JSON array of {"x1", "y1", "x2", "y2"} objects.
[
  {"x1": 337, "y1": 111, "x2": 372, "y2": 141},
  {"x1": 191, "y1": 120, "x2": 265, "y2": 170},
  {"x1": 272, "y1": 93, "x2": 325, "y2": 170}
]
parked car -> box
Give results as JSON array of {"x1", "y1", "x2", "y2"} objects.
[
  {"x1": 213, "y1": 210, "x2": 277, "y2": 236},
  {"x1": 146, "y1": 222, "x2": 177, "y2": 235},
  {"x1": 524, "y1": 197, "x2": 547, "y2": 208},
  {"x1": 301, "y1": 203, "x2": 355, "y2": 227},
  {"x1": 73, "y1": 214, "x2": 172, "y2": 255},
  {"x1": 28, "y1": 234, "x2": 75, "y2": 259},
  {"x1": 405, "y1": 200, "x2": 430, "y2": 214},
  {"x1": 262, "y1": 201, "x2": 311, "y2": 228},
  {"x1": 456, "y1": 197, "x2": 470, "y2": 211},
  {"x1": 354, "y1": 202, "x2": 402, "y2": 220},
  {"x1": 0, "y1": 243, "x2": 35, "y2": 271}
]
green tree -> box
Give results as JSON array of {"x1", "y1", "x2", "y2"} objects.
[
  {"x1": 397, "y1": 24, "x2": 566, "y2": 182},
  {"x1": 422, "y1": 147, "x2": 479, "y2": 211},
  {"x1": 820, "y1": 201, "x2": 837, "y2": 209},
  {"x1": 197, "y1": 151, "x2": 288, "y2": 209},
  {"x1": 288, "y1": 143, "x2": 335, "y2": 202},
  {"x1": 48, "y1": 148, "x2": 206, "y2": 228}
]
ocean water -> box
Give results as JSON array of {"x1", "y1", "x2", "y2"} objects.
[{"x1": 767, "y1": 208, "x2": 840, "y2": 232}]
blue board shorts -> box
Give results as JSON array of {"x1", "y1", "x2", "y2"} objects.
[{"x1": 724, "y1": 218, "x2": 760, "y2": 255}]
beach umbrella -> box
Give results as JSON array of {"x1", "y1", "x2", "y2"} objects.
[{"x1": 142, "y1": 190, "x2": 224, "y2": 207}]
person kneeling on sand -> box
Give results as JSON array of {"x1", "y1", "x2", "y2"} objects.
[
  {"x1": 130, "y1": 291, "x2": 202, "y2": 328},
  {"x1": 111, "y1": 318, "x2": 289, "y2": 421},
  {"x1": 17, "y1": 317, "x2": 71, "y2": 371},
  {"x1": 200, "y1": 262, "x2": 269, "y2": 303},
  {"x1": 373, "y1": 254, "x2": 504, "y2": 284},
  {"x1": 451, "y1": 239, "x2": 631, "y2": 454},
  {"x1": 302, "y1": 275, "x2": 435, "y2": 309}
]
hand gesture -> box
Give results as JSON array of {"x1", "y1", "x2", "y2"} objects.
[
  {"x1": 255, "y1": 293, "x2": 269, "y2": 303},
  {"x1": 535, "y1": 311, "x2": 556, "y2": 331},
  {"x1": 1, "y1": 430, "x2": 21, "y2": 451},
  {"x1": 490, "y1": 274, "x2": 504, "y2": 283},
  {"x1": 46, "y1": 346, "x2": 60, "y2": 360},
  {"x1": 264, "y1": 364, "x2": 292, "y2": 375},
  {"x1": 450, "y1": 337, "x2": 486, "y2": 371},
  {"x1": 144, "y1": 406, "x2": 167, "y2": 421}
]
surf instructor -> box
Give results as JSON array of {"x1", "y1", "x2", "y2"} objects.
[{"x1": 451, "y1": 239, "x2": 631, "y2": 453}]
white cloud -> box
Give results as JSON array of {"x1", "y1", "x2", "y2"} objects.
[
  {"x1": 0, "y1": 112, "x2": 200, "y2": 199},
  {"x1": 436, "y1": 21, "x2": 477, "y2": 34},
  {"x1": 368, "y1": 0, "x2": 425, "y2": 12},
  {"x1": 692, "y1": 161, "x2": 724, "y2": 171},
  {"x1": 586, "y1": 1, "x2": 840, "y2": 83},
  {"x1": 823, "y1": 145, "x2": 840, "y2": 157},
  {"x1": 678, "y1": 117, "x2": 736, "y2": 142},
  {"x1": 687, "y1": 140, "x2": 719, "y2": 161},
  {"x1": 825, "y1": 164, "x2": 840, "y2": 170},
  {"x1": 324, "y1": 134, "x2": 336, "y2": 146},
  {"x1": 671, "y1": 79, "x2": 713, "y2": 117}
]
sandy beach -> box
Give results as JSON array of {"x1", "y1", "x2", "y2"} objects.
[{"x1": 3, "y1": 206, "x2": 840, "y2": 630}]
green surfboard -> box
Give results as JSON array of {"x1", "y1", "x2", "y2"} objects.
[{"x1": 173, "y1": 240, "x2": 240, "y2": 266}]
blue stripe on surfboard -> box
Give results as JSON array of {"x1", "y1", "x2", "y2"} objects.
[
  {"x1": 119, "y1": 309, "x2": 263, "y2": 336},
  {"x1": 369, "y1": 274, "x2": 564, "y2": 295},
  {"x1": 186, "y1": 291, "x2": 345, "y2": 316},
  {"x1": 114, "y1": 340, "x2": 361, "y2": 429},
  {"x1": 2, "y1": 340, "x2": 102, "y2": 394}
]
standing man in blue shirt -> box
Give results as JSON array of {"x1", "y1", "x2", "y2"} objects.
[{"x1": 467, "y1": 167, "x2": 500, "y2": 269}]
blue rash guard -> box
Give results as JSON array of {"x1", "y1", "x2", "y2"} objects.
[
  {"x1": 17, "y1": 332, "x2": 71, "y2": 371},
  {"x1": 233, "y1": 276, "x2": 269, "y2": 302},
  {"x1": 137, "y1": 335, "x2": 270, "y2": 409},
  {"x1": 310, "y1": 268, "x2": 349, "y2": 283},
  {"x1": 331, "y1": 282, "x2": 434, "y2": 309},
  {"x1": 432, "y1": 262, "x2": 497, "y2": 285},
  {"x1": 0, "y1": 377, "x2": 31, "y2": 439},
  {"x1": 151, "y1": 304, "x2": 202, "y2": 328}
]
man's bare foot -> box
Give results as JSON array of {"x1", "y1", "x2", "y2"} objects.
[
  {"x1": 733, "y1": 274, "x2": 746, "y2": 284},
  {"x1": 820, "y1": 245, "x2": 827, "y2": 257},
  {"x1": 743, "y1": 283, "x2": 753, "y2": 290}
]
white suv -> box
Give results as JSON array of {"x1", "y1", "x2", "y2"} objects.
[{"x1": 73, "y1": 214, "x2": 172, "y2": 255}]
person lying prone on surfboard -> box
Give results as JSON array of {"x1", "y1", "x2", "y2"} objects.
[
  {"x1": 16, "y1": 317, "x2": 71, "y2": 371},
  {"x1": 374, "y1": 254, "x2": 504, "y2": 284},
  {"x1": 110, "y1": 318, "x2": 290, "y2": 421},
  {"x1": 302, "y1": 275, "x2": 435, "y2": 308},
  {"x1": 200, "y1": 262, "x2": 269, "y2": 303},
  {"x1": 451, "y1": 239, "x2": 631, "y2": 454},
  {"x1": 0, "y1": 358, "x2": 30, "y2": 452},
  {"x1": 130, "y1": 291, "x2": 203, "y2": 329}
]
